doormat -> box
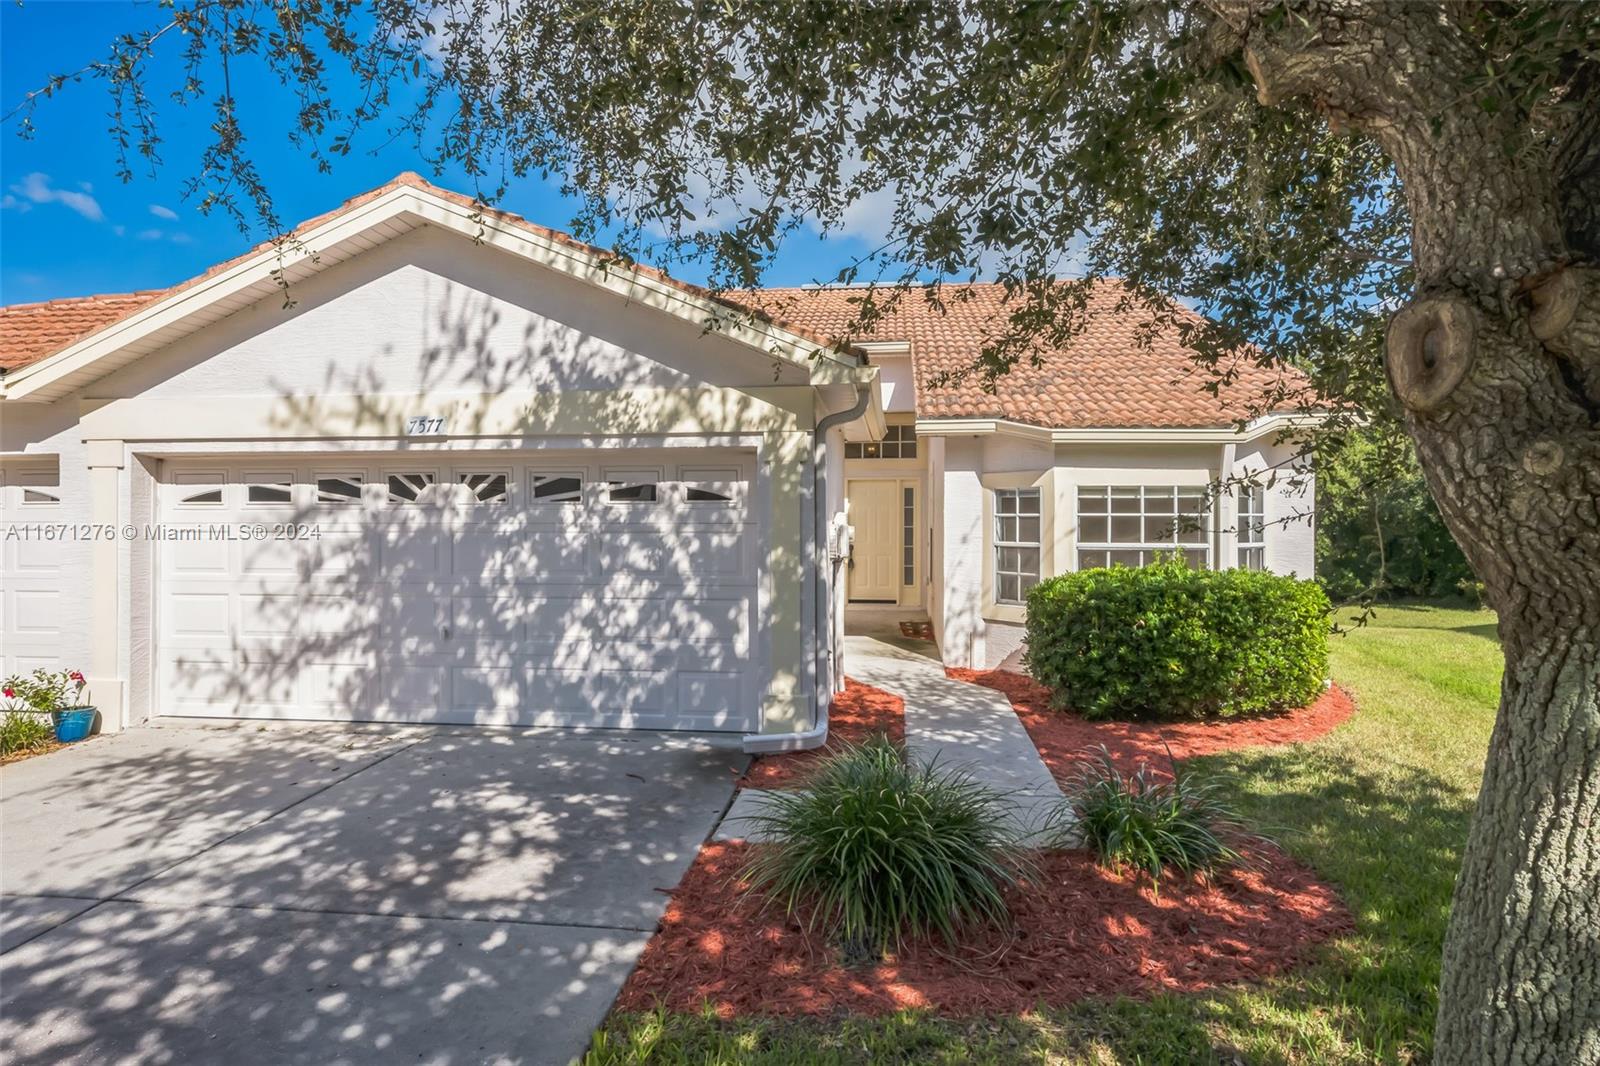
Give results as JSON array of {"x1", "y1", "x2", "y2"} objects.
[{"x1": 898, "y1": 620, "x2": 935, "y2": 642}]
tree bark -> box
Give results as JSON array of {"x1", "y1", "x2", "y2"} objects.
[
  {"x1": 1204, "y1": 4, "x2": 1600, "y2": 1062},
  {"x1": 1435, "y1": 624, "x2": 1600, "y2": 1065}
]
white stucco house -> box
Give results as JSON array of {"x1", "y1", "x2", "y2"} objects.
[{"x1": 0, "y1": 174, "x2": 1316, "y2": 750}]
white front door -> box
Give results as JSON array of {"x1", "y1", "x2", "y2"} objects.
[
  {"x1": 155, "y1": 452, "x2": 760, "y2": 731},
  {"x1": 847, "y1": 479, "x2": 902, "y2": 602}
]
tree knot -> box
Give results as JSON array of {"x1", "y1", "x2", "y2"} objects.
[
  {"x1": 1522, "y1": 440, "x2": 1566, "y2": 478},
  {"x1": 1521, "y1": 268, "x2": 1580, "y2": 342},
  {"x1": 1386, "y1": 297, "x2": 1477, "y2": 414}
]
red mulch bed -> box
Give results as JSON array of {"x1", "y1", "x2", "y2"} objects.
[
  {"x1": 618, "y1": 841, "x2": 1351, "y2": 1017},
  {"x1": 739, "y1": 678, "x2": 905, "y2": 790},
  {"x1": 947, "y1": 668, "x2": 1356, "y2": 785}
]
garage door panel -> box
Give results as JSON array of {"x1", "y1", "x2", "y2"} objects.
[
  {"x1": 159, "y1": 454, "x2": 760, "y2": 730},
  {"x1": 527, "y1": 667, "x2": 669, "y2": 714},
  {"x1": 453, "y1": 529, "x2": 589, "y2": 583},
  {"x1": 294, "y1": 526, "x2": 372, "y2": 577},
  {"x1": 447, "y1": 593, "x2": 524, "y2": 641},
  {"x1": 661, "y1": 527, "x2": 752, "y2": 580},
  {"x1": 13, "y1": 537, "x2": 66, "y2": 574},
  {"x1": 167, "y1": 592, "x2": 231, "y2": 639},
  {"x1": 239, "y1": 537, "x2": 305, "y2": 577},
  {"x1": 677, "y1": 672, "x2": 746, "y2": 723},
  {"x1": 168, "y1": 537, "x2": 230, "y2": 575}
]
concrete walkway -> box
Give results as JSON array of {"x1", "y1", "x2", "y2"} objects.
[{"x1": 720, "y1": 634, "x2": 1065, "y2": 842}]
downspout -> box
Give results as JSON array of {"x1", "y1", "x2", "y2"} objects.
[{"x1": 742, "y1": 380, "x2": 872, "y2": 753}]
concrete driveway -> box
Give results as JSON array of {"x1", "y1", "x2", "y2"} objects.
[{"x1": 0, "y1": 724, "x2": 744, "y2": 1066}]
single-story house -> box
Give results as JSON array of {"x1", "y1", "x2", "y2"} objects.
[{"x1": 0, "y1": 174, "x2": 1315, "y2": 749}]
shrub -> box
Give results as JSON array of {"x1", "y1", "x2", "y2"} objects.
[
  {"x1": 1024, "y1": 558, "x2": 1329, "y2": 720},
  {"x1": 741, "y1": 734, "x2": 1024, "y2": 957},
  {"x1": 1053, "y1": 746, "x2": 1250, "y2": 889},
  {"x1": 0, "y1": 711, "x2": 55, "y2": 757}
]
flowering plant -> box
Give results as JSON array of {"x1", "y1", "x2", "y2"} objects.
[{"x1": 2, "y1": 669, "x2": 90, "y2": 715}]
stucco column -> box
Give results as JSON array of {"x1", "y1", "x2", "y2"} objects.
[
  {"x1": 1217, "y1": 442, "x2": 1238, "y2": 569},
  {"x1": 760, "y1": 428, "x2": 813, "y2": 733},
  {"x1": 85, "y1": 439, "x2": 126, "y2": 731}
]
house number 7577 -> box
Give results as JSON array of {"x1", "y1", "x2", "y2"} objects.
[{"x1": 405, "y1": 416, "x2": 448, "y2": 436}]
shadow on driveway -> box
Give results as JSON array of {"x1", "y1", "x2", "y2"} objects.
[{"x1": 1, "y1": 723, "x2": 744, "y2": 1065}]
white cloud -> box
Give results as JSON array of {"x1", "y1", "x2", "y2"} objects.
[
  {"x1": 5, "y1": 172, "x2": 103, "y2": 221},
  {"x1": 135, "y1": 226, "x2": 192, "y2": 244},
  {"x1": 148, "y1": 204, "x2": 178, "y2": 220},
  {"x1": 113, "y1": 224, "x2": 126, "y2": 237}
]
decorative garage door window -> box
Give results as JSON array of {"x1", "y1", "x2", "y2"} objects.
[
  {"x1": 387, "y1": 472, "x2": 437, "y2": 503},
  {"x1": 606, "y1": 470, "x2": 659, "y2": 503},
  {"x1": 317, "y1": 474, "x2": 364, "y2": 504},
  {"x1": 531, "y1": 472, "x2": 583, "y2": 503},
  {"x1": 1237, "y1": 483, "x2": 1267, "y2": 569},
  {"x1": 246, "y1": 475, "x2": 292, "y2": 505},
  {"x1": 459, "y1": 472, "x2": 509, "y2": 504},
  {"x1": 681, "y1": 467, "x2": 739, "y2": 504},
  {"x1": 1077, "y1": 485, "x2": 1210, "y2": 569}
]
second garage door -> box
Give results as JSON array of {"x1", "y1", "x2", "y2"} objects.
[{"x1": 157, "y1": 451, "x2": 758, "y2": 731}]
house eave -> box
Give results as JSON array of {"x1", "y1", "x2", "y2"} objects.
[{"x1": 913, "y1": 412, "x2": 1326, "y2": 444}]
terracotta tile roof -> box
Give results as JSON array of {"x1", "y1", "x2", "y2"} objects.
[
  {"x1": 1, "y1": 174, "x2": 1307, "y2": 429},
  {"x1": 0, "y1": 291, "x2": 166, "y2": 370},
  {"x1": 737, "y1": 283, "x2": 1312, "y2": 429},
  {"x1": 0, "y1": 172, "x2": 853, "y2": 378}
]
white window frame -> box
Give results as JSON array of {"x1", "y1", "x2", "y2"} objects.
[
  {"x1": 1237, "y1": 482, "x2": 1267, "y2": 570},
  {"x1": 528, "y1": 470, "x2": 585, "y2": 506},
  {"x1": 383, "y1": 469, "x2": 440, "y2": 506},
  {"x1": 173, "y1": 470, "x2": 227, "y2": 509},
  {"x1": 16, "y1": 468, "x2": 62, "y2": 506},
  {"x1": 845, "y1": 423, "x2": 918, "y2": 460},
  {"x1": 679, "y1": 466, "x2": 742, "y2": 505},
  {"x1": 993, "y1": 487, "x2": 1042, "y2": 606},
  {"x1": 1076, "y1": 485, "x2": 1212, "y2": 570},
  {"x1": 457, "y1": 469, "x2": 513, "y2": 505},
  {"x1": 603, "y1": 467, "x2": 663, "y2": 505},
  {"x1": 242, "y1": 471, "x2": 295, "y2": 507},
  {"x1": 314, "y1": 471, "x2": 367, "y2": 507}
]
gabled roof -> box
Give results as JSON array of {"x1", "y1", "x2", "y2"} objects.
[
  {"x1": 0, "y1": 172, "x2": 867, "y2": 402},
  {"x1": 1, "y1": 174, "x2": 1311, "y2": 430},
  {"x1": 740, "y1": 284, "x2": 1314, "y2": 430}
]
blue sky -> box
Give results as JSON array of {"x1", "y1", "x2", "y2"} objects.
[{"x1": 0, "y1": 2, "x2": 881, "y2": 305}]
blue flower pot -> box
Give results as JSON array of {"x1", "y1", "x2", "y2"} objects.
[{"x1": 54, "y1": 707, "x2": 97, "y2": 743}]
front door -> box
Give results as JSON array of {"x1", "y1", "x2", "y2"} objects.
[{"x1": 848, "y1": 479, "x2": 901, "y2": 602}]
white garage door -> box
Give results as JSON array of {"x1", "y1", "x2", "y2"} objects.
[
  {"x1": 157, "y1": 452, "x2": 758, "y2": 731},
  {"x1": 1, "y1": 461, "x2": 67, "y2": 679}
]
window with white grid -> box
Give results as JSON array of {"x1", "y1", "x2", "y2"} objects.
[
  {"x1": 993, "y1": 488, "x2": 1041, "y2": 605},
  {"x1": 1076, "y1": 485, "x2": 1210, "y2": 569},
  {"x1": 844, "y1": 424, "x2": 917, "y2": 460},
  {"x1": 1237, "y1": 483, "x2": 1266, "y2": 570}
]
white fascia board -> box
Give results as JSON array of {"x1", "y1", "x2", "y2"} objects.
[
  {"x1": 3, "y1": 185, "x2": 865, "y2": 402},
  {"x1": 914, "y1": 412, "x2": 1327, "y2": 443}
]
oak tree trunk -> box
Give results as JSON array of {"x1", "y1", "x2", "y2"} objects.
[
  {"x1": 1207, "y1": 4, "x2": 1600, "y2": 1061},
  {"x1": 1434, "y1": 623, "x2": 1599, "y2": 1064}
]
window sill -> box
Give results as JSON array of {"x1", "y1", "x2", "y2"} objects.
[{"x1": 982, "y1": 604, "x2": 1027, "y2": 625}]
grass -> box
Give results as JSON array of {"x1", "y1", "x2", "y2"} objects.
[{"x1": 586, "y1": 604, "x2": 1502, "y2": 1065}]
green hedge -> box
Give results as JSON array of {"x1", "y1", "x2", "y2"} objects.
[{"x1": 1023, "y1": 559, "x2": 1330, "y2": 720}]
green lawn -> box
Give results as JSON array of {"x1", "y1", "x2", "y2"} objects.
[{"x1": 586, "y1": 605, "x2": 1502, "y2": 1065}]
